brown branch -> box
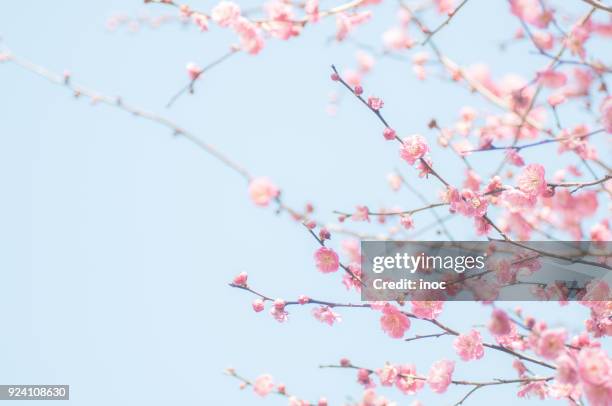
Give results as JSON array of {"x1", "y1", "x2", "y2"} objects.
[
  {"x1": 580, "y1": 0, "x2": 612, "y2": 13},
  {"x1": 422, "y1": 0, "x2": 470, "y2": 45}
]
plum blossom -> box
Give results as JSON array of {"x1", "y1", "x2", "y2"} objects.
[
  {"x1": 383, "y1": 127, "x2": 396, "y2": 141},
  {"x1": 427, "y1": 359, "x2": 455, "y2": 393},
  {"x1": 453, "y1": 329, "x2": 485, "y2": 361},
  {"x1": 186, "y1": 62, "x2": 202, "y2": 80},
  {"x1": 233, "y1": 17, "x2": 265, "y2": 54},
  {"x1": 253, "y1": 374, "x2": 275, "y2": 396},
  {"x1": 367, "y1": 96, "x2": 384, "y2": 111},
  {"x1": 395, "y1": 364, "x2": 424, "y2": 394},
  {"x1": 400, "y1": 134, "x2": 429, "y2": 165},
  {"x1": 488, "y1": 308, "x2": 512, "y2": 336},
  {"x1": 517, "y1": 164, "x2": 547, "y2": 197},
  {"x1": 382, "y1": 27, "x2": 414, "y2": 50},
  {"x1": 248, "y1": 177, "x2": 279, "y2": 206},
  {"x1": 352, "y1": 206, "x2": 370, "y2": 222},
  {"x1": 411, "y1": 300, "x2": 444, "y2": 320},
  {"x1": 536, "y1": 328, "x2": 567, "y2": 360},
  {"x1": 270, "y1": 298, "x2": 288, "y2": 322},
  {"x1": 555, "y1": 354, "x2": 578, "y2": 385},
  {"x1": 335, "y1": 11, "x2": 371, "y2": 41},
  {"x1": 232, "y1": 271, "x2": 248, "y2": 286},
  {"x1": 252, "y1": 299, "x2": 265, "y2": 312},
  {"x1": 376, "y1": 363, "x2": 398, "y2": 386},
  {"x1": 537, "y1": 70, "x2": 567, "y2": 88},
  {"x1": 380, "y1": 304, "x2": 410, "y2": 339},
  {"x1": 211, "y1": 1, "x2": 241, "y2": 27},
  {"x1": 505, "y1": 148, "x2": 525, "y2": 167},
  {"x1": 400, "y1": 214, "x2": 414, "y2": 230},
  {"x1": 314, "y1": 247, "x2": 339, "y2": 273},
  {"x1": 312, "y1": 306, "x2": 342, "y2": 326},
  {"x1": 590, "y1": 220, "x2": 611, "y2": 242}
]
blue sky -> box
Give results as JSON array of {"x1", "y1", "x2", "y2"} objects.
[{"x1": 0, "y1": 0, "x2": 610, "y2": 405}]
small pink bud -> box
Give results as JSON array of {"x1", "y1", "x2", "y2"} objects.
[
  {"x1": 331, "y1": 73, "x2": 340, "y2": 81},
  {"x1": 186, "y1": 62, "x2": 202, "y2": 81},
  {"x1": 252, "y1": 299, "x2": 265, "y2": 312},
  {"x1": 305, "y1": 203, "x2": 314, "y2": 213},
  {"x1": 368, "y1": 96, "x2": 384, "y2": 110},
  {"x1": 340, "y1": 357, "x2": 351, "y2": 367},
  {"x1": 232, "y1": 271, "x2": 248, "y2": 286},
  {"x1": 383, "y1": 127, "x2": 396, "y2": 140},
  {"x1": 319, "y1": 228, "x2": 331, "y2": 241},
  {"x1": 318, "y1": 398, "x2": 328, "y2": 406},
  {"x1": 274, "y1": 298, "x2": 286, "y2": 310},
  {"x1": 354, "y1": 85, "x2": 363, "y2": 95},
  {"x1": 277, "y1": 383, "x2": 286, "y2": 394},
  {"x1": 306, "y1": 220, "x2": 316, "y2": 229},
  {"x1": 298, "y1": 295, "x2": 310, "y2": 304}
]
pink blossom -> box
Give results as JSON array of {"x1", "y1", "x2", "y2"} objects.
[
  {"x1": 533, "y1": 31, "x2": 554, "y2": 50},
  {"x1": 270, "y1": 298, "x2": 288, "y2": 322},
  {"x1": 395, "y1": 364, "x2": 424, "y2": 394},
  {"x1": 456, "y1": 189, "x2": 488, "y2": 218},
  {"x1": 252, "y1": 299, "x2": 265, "y2": 312},
  {"x1": 463, "y1": 169, "x2": 482, "y2": 191},
  {"x1": 186, "y1": 62, "x2": 202, "y2": 80},
  {"x1": 474, "y1": 217, "x2": 492, "y2": 235},
  {"x1": 382, "y1": 27, "x2": 414, "y2": 50},
  {"x1": 233, "y1": 17, "x2": 265, "y2": 54},
  {"x1": 367, "y1": 96, "x2": 384, "y2": 110},
  {"x1": 427, "y1": 359, "x2": 455, "y2": 393},
  {"x1": 434, "y1": 0, "x2": 454, "y2": 14},
  {"x1": 192, "y1": 13, "x2": 209, "y2": 31},
  {"x1": 232, "y1": 271, "x2": 248, "y2": 286},
  {"x1": 601, "y1": 97, "x2": 612, "y2": 133},
  {"x1": 352, "y1": 206, "x2": 370, "y2": 222},
  {"x1": 488, "y1": 308, "x2": 512, "y2": 336},
  {"x1": 383, "y1": 127, "x2": 396, "y2": 140},
  {"x1": 376, "y1": 363, "x2": 398, "y2": 386},
  {"x1": 505, "y1": 148, "x2": 525, "y2": 167},
  {"x1": 387, "y1": 173, "x2": 402, "y2": 191},
  {"x1": 248, "y1": 177, "x2": 279, "y2": 206},
  {"x1": 453, "y1": 329, "x2": 485, "y2": 361},
  {"x1": 411, "y1": 300, "x2": 444, "y2": 320},
  {"x1": 517, "y1": 380, "x2": 549, "y2": 400},
  {"x1": 547, "y1": 93, "x2": 566, "y2": 107},
  {"x1": 314, "y1": 247, "x2": 340, "y2": 273},
  {"x1": 253, "y1": 374, "x2": 275, "y2": 396},
  {"x1": 400, "y1": 134, "x2": 429, "y2": 165},
  {"x1": 536, "y1": 328, "x2": 567, "y2": 360},
  {"x1": 501, "y1": 187, "x2": 537, "y2": 210},
  {"x1": 400, "y1": 214, "x2": 414, "y2": 230},
  {"x1": 537, "y1": 70, "x2": 567, "y2": 88},
  {"x1": 577, "y1": 347, "x2": 612, "y2": 387},
  {"x1": 517, "y1": 164, "x2": 547, "y2": 197},
  {"x1": 380, "y1": 304, "x2": 410, "y2": 339},
  {"x1": 312, "y1": 306, "x2": 342, "y2": 326},
  {"x1": 357, "y1": 368, "x2": 374, "y2": 387},
  {"x1": 211, "y1": 1, "x2": 241, "y2": 27},
  {"x1": 298, "y1": 295, "x2": 310, "y2": 304},
  {"x1": 304, "y1": 0, "x2": 319, "y2": 22},
  {"x1": 590, "y1": 220, "x2": 611, "y2": 242},
  {"x1": 335, "y1": 11, "x2": 371, "y2": 41},
  {"x1": 556, "y1": 354, "x2": 579, "y2": 384}
]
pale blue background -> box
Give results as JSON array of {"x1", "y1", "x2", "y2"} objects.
[{"x1": 0, "y1": 0, "x2": 610, "y2": 405}]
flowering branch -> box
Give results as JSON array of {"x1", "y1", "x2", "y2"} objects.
[
  {"x1": 228, "y1": 281, "x2": 558, "y2": 370},
  {"x1": 319, "y1": 362, "x2": 553, "y2": 406}
]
